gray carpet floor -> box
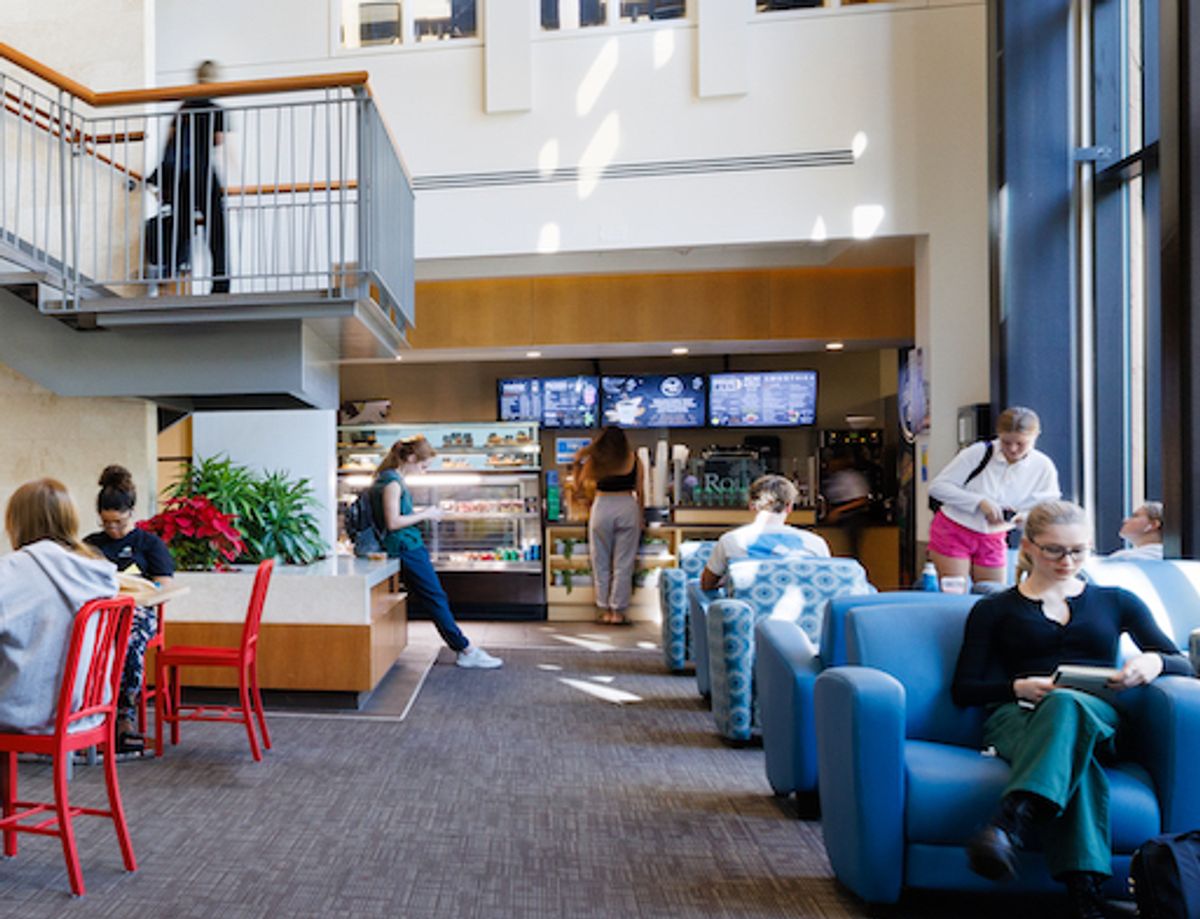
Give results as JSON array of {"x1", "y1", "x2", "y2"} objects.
[{"x1": 0, "y1": 625, "x2": 1064, "y2": 917}]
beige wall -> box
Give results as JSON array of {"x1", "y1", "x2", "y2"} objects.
[
  {"x1": 0, "y1": 364, "x2": 156, "y2": 551},
  {"x1": 8, "y1": 1, "x2": 154, "y2": 91}
]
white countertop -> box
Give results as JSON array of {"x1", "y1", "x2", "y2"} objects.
[{"x1": 171, "y1": 556, "x2": 401, "y2": 625}]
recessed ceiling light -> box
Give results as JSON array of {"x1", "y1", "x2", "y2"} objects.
[
  {"x1": 526, "y1": 350, "x2": 542, "y2": 358},
  {"x1": 825, "y1": 341, "x2": 845, "y2": 351},
  {"x1": 394, "y1": 354, "x2": 404, "y2": 361},
  {"x1": 671, "y1": 347, "x2": 689, "y2": 355}
]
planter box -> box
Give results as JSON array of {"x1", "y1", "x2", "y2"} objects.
[{"x1": 159, "y1": 557, "x2": 406, "y2": 695}]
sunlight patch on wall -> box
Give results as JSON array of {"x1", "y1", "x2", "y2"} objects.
[
  {"x1": 539, "y1": 139, "x2": 561, "y2": 178},
  {"x1": 852, "y1": 204, "x2": 885, "y2": 239},
  {"x1": 654, "y1": 29, "x2": 676, "y2": 69},
  {"x1": 537, "y1": 222, "x2": 562, "y2": 254},
  {"x1": 578, "y1": 112, "x2": 621, "y2": 200},
  {"x1": 577, "y1": 38, "x2": 619, "y2": 117}
]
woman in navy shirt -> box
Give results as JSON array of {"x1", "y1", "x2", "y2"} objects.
[{"x1": 84, "y1": 465, "x2": 175, "y2": 753}]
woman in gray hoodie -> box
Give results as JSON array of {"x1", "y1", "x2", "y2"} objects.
[{"x1": 0, "y1": 478, "x2": 118, "y2": 733}]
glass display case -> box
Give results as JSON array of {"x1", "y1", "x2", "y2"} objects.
[{"x1": 336, "y1": 421, "x2": 544, "y2": 618}]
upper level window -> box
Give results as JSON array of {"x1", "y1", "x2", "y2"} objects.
[
  {"x1": 340, "y1": 0, "x2": 477, "y2": 48},
  {"x1": 541, "y1": 1, "x2": 686, "y2": 31},
  {"x1": 756, "y1": 0, "x2": 824, "y2": 10}
]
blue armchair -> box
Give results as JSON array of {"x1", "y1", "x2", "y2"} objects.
[
  {"x1": 757, "y1": 591, "x2": 979, "y2": 797},
  {"x1": 659, "y1": 540, "x2": 715, "y2": 673},
  {"x1": 706, "y1": 557, "x2": 873, "y2": 742},
  {"x1": 814, "y1": 599, "x2": 1200, "y2": 904}
]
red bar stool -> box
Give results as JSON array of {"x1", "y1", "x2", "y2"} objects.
[
  {"x1": 0, "y1": 595, "x2": 138, "y2": 896},
  {"x1": 155, "y1": 560, "x2": 274, "y2": 762}
]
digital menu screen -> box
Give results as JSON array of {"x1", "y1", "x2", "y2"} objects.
[
  {"x1": 540, "y1": 375, "x2": 599, "y2": 429},
  {"x1": 708, "y1": 371, "x2": 818, "y2": 427},
  {"x1": 497, "y1": 378, "x2": 541, "y2": 422},
  {"x1": 600, "y1": 374, "x2": 707, "y2": 428},
  {"x1": 499, "y1": 376, "x2": 599, "y2": 427}
]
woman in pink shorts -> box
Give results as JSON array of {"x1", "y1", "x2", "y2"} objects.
[{"x1": 927, "y1": 406, "x2": 1061, "y2": 585}]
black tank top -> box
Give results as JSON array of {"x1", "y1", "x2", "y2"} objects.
[{"x1": 595, "y1": 464, "x2": 638, "y2": 493}]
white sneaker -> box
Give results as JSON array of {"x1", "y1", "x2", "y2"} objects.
[{"x1": 456, "y1": 645, "x2": 503, "y2": 669}]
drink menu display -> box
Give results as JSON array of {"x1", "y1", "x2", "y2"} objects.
[
  {"x1": 709, "y1": 371, "x2": 818, "y2": 427},
  {"x1": 541, "y1": 376, "x2": 599, "y2": 428},
  {"x1": 498, "y1": 376, "x2": 598, "y2": 428},
  {"x1": 497, "y1": 378, "x2": 540, "y2": 422},
  {"x1": 601, "y1": 375, "x2": 707, "y2": 428}
]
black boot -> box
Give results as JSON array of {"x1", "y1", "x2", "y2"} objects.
[
  {"x1": 966, "y1": 791, "x2": 1045, "y2": 882},
  {"x1": 1063, "y1": 872, "x2": 1138, "y2": 919}
]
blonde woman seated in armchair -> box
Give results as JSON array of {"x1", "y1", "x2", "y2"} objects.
[{"x1": 952, "y1": 500, "x2": 1189, "y2": 919}]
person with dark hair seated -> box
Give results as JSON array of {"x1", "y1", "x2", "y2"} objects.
[{"x1": 84, "y1": 465, "x2": 175, "y2": 753}]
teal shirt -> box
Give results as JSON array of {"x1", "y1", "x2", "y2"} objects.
[{"x1": 375, "y1": 469, "x2": 424, "y2": 553}]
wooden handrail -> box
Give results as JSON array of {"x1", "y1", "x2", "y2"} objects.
[
  {"x1": 225, "y1": 180, "x2": 359, "y2": 197},
  {"x1": 0, "y1": 42, "x2": 368, "y2": 107}
]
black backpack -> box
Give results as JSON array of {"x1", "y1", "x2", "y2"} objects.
[
  {"x1": 1130, "y1": 831, "x2": 1200, "y2": 919},
  {"x1": 928, "y1": 442, "x2": 994, "y2": 514},
  {"x1": 344, "y1": 486, "x2": 385, "y2": 556}
]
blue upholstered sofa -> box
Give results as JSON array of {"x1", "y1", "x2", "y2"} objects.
[
  {"x1": 705, "y1": 557, "x2": 873, "y2": 742},
  {"x1": 658, "y1": 540, "x2": 716, "y2": 672},
  {"x1": 813, "y1": 584, "x2": 1200, "y2": 904},
  {"x1": 757, "y1": 591, "x2": 979, "y2": 797}
]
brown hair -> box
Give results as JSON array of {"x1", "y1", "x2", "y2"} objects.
[
  {"x1": 585, "y1": 426, "x2": 634, "y2": 480},
  {"x1": 997, "y1": 406, "x2": 1041, "y2": 436},
  {"x1": 6, "y1": 478, "x2": 89, "y2": 554},
  {"x1": 1015, "y1": 500, "x2": 1089, "y2": 582},
  {"x1": 376, "y1": 436, "x2": 437, "y2": 475},
  {"x1": 749, "y1": 475, "x2": 798, "y2": 513},
  {"x1": 97, "y1": 464, "x2": 137, "y2": 513}
]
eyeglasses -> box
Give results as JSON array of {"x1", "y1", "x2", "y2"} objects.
[{"x1": 1028, "y1": 539, "x2": 1090, "y2": 562}]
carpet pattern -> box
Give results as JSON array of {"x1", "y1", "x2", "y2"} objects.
[{"x1": 0, "y1": 642, "x2": 1063, "y2": 918}]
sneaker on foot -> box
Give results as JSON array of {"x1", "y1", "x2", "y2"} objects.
[{"x1": 456, "y1": 645, "x2": 503, "y2": 669}]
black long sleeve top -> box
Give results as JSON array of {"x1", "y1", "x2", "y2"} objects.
[{"x1": 951, "y1": 583, "x2": 1192, "y2": 708}]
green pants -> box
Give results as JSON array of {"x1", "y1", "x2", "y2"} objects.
[{"x1": 984, "y1": 689, "x2": 1120, "y2": 878}]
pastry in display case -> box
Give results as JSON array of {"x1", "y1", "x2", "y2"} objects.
[{"x1": 336, "y1": 421, "x2": 545, "y2": 619}]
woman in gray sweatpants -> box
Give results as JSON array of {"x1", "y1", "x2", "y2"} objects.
[
  {"x1": 572, "y1": 426, "x2": 643, "y2": 624},
  {"x1": 590, "y1": 492, "x2": 642, "y2": 618}
]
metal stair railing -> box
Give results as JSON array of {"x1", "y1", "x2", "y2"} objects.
[{"x1": 0, "y1": 44, "x2": 413, "y2": 334}]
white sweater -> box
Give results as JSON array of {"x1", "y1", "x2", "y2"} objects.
[
  {"x1": 928, "y1": 440, "x2": 1061, "y2": 535},
  {"x1": 0, "y1": 540, "x2": 118, "y2": 733}
]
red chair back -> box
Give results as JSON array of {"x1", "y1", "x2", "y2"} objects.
[
  {"x1": 54, "y1": 595, "x2": 136, "y2": 737},
  {"x1": 239, "y1": 559, "x2": 275, "y2": 661}
]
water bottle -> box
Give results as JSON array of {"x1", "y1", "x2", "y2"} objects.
[{"x1": 921, "y1": 562, "x2": 940, "y2": 592}]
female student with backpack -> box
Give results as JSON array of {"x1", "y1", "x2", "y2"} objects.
[{"x1": 373, "y1": 436, "x2": 502, "y2": 669}]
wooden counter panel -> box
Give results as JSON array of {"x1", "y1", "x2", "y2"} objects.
[
  {"x1": 409, "y1": 277, "x2": 534, "y2": 349},
  {"x1": 161, "y1": 590, "x2": 408, "y2": 694},
  {"x1": 408, "y1": 268, "x2": 913, "y2": 350},
  {"x1": 768, "y1": 268, "x2": 914, "y2": 340},
  {"x1": 369, "y1": 584, "x2": 408, "y2": 687}
]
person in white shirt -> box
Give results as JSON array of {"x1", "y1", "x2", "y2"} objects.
[
  {"x1": 927, "y1": 406, "x2": 1061, "y2": 586},
  {"x1": 1109, "y1": 501, "x2": 1164, "y2": 560},
  {"x1": 700, "y1": 475, "x2": 830, "y2": 590}
]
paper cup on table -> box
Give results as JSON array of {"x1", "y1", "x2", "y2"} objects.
[{"x1": 940, "y1": 576, "x2": 969, "y2": 595}]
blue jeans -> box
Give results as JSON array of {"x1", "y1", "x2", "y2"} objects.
[{"x1": 395, "y1": 545, "x2": 469, "y2": 653}]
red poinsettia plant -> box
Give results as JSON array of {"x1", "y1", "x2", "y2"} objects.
[{"x1": 138, "y1": 495, "x2": 246, "y2": 571}]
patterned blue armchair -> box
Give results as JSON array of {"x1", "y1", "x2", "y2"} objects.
[
  {"x1": 659, "y1": 540, "x2": 716, "y2": 672},
  {"x1": 707, "y1": 557, "x2": 873, "y2": 742}
]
